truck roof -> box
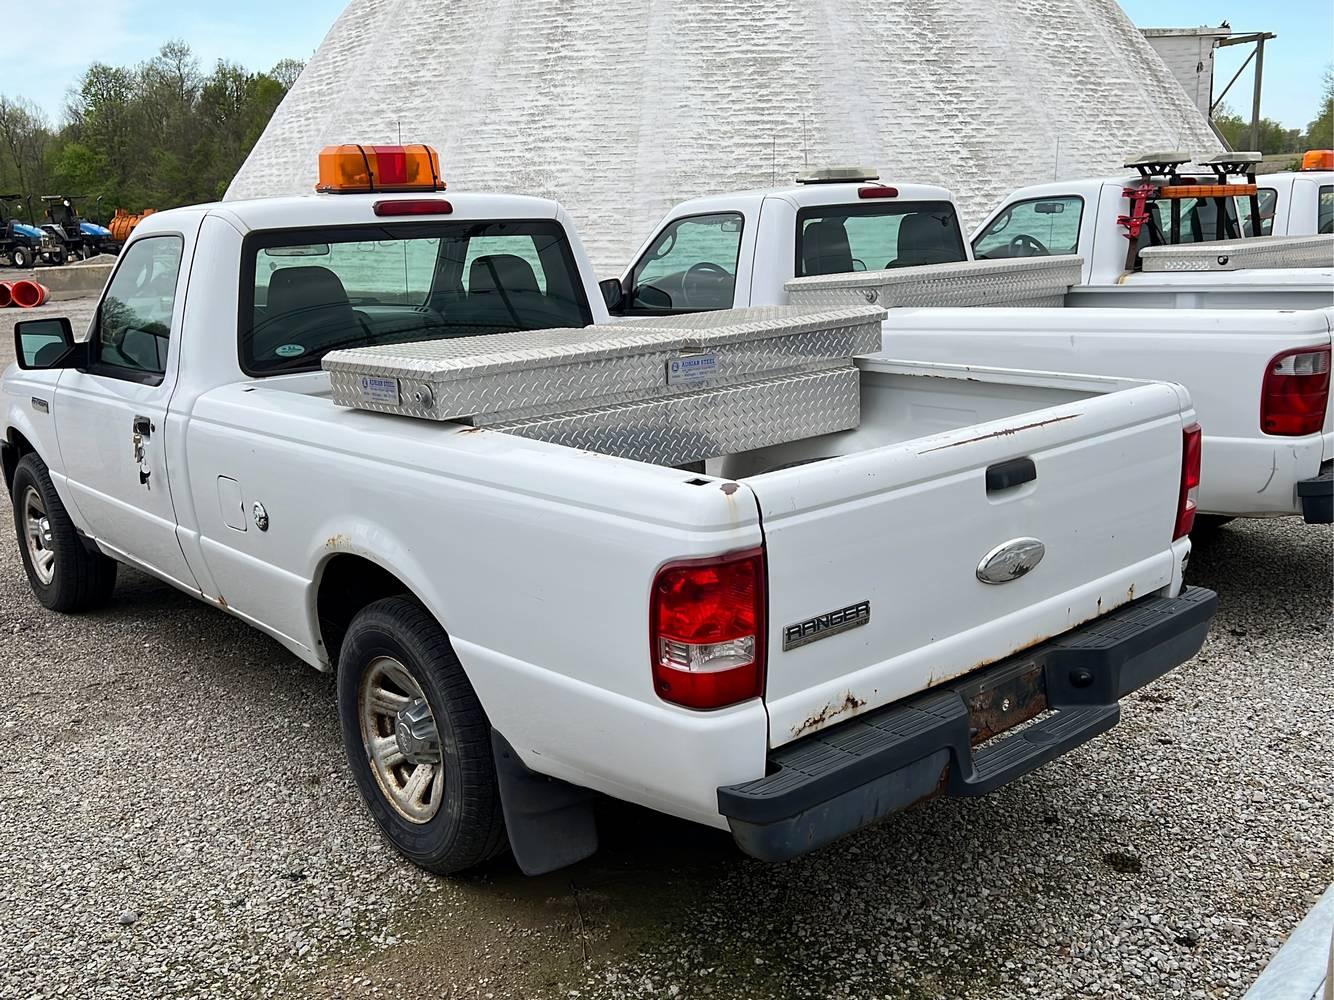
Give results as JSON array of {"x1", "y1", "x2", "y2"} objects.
[
  {"x1": 664, "y1": 181, "x2": 956, "y2": 218},
  {"x1": 135, "y1": 191, "x2": 565, "y2": 237}
]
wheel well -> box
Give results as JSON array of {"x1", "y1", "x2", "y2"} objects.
[
  {"x1": 316, "y1": 554, "x2": 414, "y2": 667},
  {"x1": 2, "y1": 429, "x2": 35, "y2": 494}
]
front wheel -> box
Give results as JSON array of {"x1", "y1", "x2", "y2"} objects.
[
  {"x1": 11, "y1": 247, "x2": 30, "y2": 269},
  {"x1": 337, "y1": 596, "x2": 507, "y2": 874},
  {"x1": 10, "y1": 454, "x2": 117, "y2": 612}
]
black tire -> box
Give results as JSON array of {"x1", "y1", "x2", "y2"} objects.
[
  {"x1": 337, "y1": 596, "x2": 508, "y2": 874},
  {"x1": 11, "y1": 246, "x2": 30, "y2": 269},
  {"x1": 10, "y1": 453, "x2": 117, "y2": 612},
  {"x1": 1192, "y1": 515, "x2": 1236, "y2": 537}
]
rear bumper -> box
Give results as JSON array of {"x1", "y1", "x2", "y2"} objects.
[
  {"x1": 1298, "y1": 462, "x2": 1333, "y2": 524},
  {"x1": 717, "y1": 586, "x2": 1218, "y2": 862}
]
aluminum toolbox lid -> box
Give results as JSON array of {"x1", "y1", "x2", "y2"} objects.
[
  {"x1": 784, "y1": 256, "x2": 1084, "y2": 308},
  {"x1": 322, "y1": 305, "x2": 886, "y2": 384},
  {"x1": 1138, "y1": 234, "x2": 1334, "y2": 272}
]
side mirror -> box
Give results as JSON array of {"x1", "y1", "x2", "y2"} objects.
[
  {"x1": 14, "y1": 317, "x2": 83, "y2": 371},
  {"x1": 599, "y1": 277, "x2": 627, "y2": 313}
]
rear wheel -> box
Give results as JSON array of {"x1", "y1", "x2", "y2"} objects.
[
  {"x1": 1192, "y1": 515, "x2": 1236, "y2": 537},
  {"x1": 336, "y1": 596, "x2": 507, "y2": 874},
  {"x1": 10, "y1": 454, "x2": 117, "y2": 612}
]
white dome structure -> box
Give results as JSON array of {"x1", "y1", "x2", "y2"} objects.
[{"x1": 227, "y1": 0, "x2": 1221, "y2": 273}]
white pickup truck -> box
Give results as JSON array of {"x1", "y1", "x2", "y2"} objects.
[
  {"x1": 3, "y1": 147, "x2": 1216, "y2": 876},
  {"x1": 1237, "y1": 151, "x2": 1333, "y2": 238},
  {"x1": 611, "y1": 172, "x2": 1333, "y2": 525},
  {"x1": 970, "y1": 151, "x2": 1334, "y2": 309}
]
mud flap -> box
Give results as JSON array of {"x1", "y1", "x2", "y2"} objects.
[{"x1": 491, "y1": 731, "x2": 599, "y2": 875}]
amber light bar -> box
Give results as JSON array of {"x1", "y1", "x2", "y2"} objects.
[{"x1": 317, "y1": 144, "x2": 446, "y2": 194}]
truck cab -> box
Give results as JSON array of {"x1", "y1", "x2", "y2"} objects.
[{"x1": 1241, "y1": 150, "x2": 1334, "y2": 237}]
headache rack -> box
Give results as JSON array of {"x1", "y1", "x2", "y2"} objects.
[
  {"x1": 1119, "y1": 150, "x2": 1267, "y2": 271},
  {"x1": 323, "y1": 305, "x2": 884, "y2": 467}
]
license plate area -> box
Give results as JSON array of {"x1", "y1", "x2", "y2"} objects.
[{"x1": 956, "y1": 657, "x2": 1048, "y2": 746}]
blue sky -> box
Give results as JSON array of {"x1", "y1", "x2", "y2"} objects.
[
  {"x1": 15, "y1": 0, "x2": 1334, "y2": 130},
  {"x1": 1120, "y1": 0, "x2": 1333, "y2": 128}
]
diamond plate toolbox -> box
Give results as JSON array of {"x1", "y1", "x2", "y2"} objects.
[
  {"x1": 1139, "y1": 234, "x2": 1334, "y2": 272},
  {"x1": 323, "y1": 305, "x2": 884, "y2": 422},
  {"x1": 784, "y1": 256, "x2": 1084, "y2": 309},
  {"x1": 488, "y1": 366, "x2": 861, "y2": 467}
]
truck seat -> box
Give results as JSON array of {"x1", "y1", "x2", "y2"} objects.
[
  {"x1": 467, "y1": 254, "x2": 543, "y2": 326},
  {"x1": 801, "y1": 221, "x2": 854, "y2": 275},
  {"x1": 254, "y1": 265, "x2": 364, "y2": 360},
  {"x1": 895, "y1": 212, "x2": 961, "y2": 266}
]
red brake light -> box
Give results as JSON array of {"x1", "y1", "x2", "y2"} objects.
[
  {"x1": 373, "y1": 198, "x2": 454, "y2": 217},
  {"x1": 1260, "y1": 347, "x2": 1331, "y2": 437},
  {"x1": 650, "y1": 549, "x2": 766, "y2": 710},
  {"x1": 1175, "y1": 423, "x2": 1202, "y2": 541},
  {"x1": 858, "y1": 185, "x2": 899, "y2": 199}
]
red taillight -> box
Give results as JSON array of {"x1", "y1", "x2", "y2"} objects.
[
  {"x1": 1175, "y1": 423, "x2": 1202, "y2": 540},
  {"x1": 650, "y1": 549, "x2": 766, "y2": 710},
  {"x1": 1260, "y1": 347, "x2": 1331, "y2": 436},
  {"x1": 858, "y1": 185, "x2": 899, "y2": 199},
  {"x1": 373, "y1": 198, "x2": 454, "y2": 217}
]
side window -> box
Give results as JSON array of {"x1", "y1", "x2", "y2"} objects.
[
  {"x1": 629, "y1": 213, "x2": 743, "y2": 312},
  {"x1": 1319, "y1": 186, "x2": 1333, "y2": 235},
  {"x1": 973, "y1": 197, "x2": 1083, "y2": 259},
  {"x1": 1241, "y1": 188, "x2": 1278, "y2": 237},
  {"x1": 95, "y1": 236, "x2": 184, "y2": 381}
]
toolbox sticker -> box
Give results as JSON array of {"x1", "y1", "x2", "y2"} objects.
[
  {"x1": 665, "y1": 353, "x2": 719, "y2": 387},
  {"x1": 359, "y1": 376, "x2": 401, "y2": 405}
]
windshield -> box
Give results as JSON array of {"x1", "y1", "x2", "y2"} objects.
[
  {"x1": 795, "y1": 201, "x2": 966, "y2": 276},
  {"x1": 241, "y1": 220, "x2": 593, "y2": 375},
  {"x1": 973, "y1": 196, "x2": 1084, "y2": 259}
]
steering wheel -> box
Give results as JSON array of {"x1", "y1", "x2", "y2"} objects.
[
  {"x1": 1009, "y1": 234, "x2": 1050, "y2": 257},
  {"x1": 681, "y1": 261, "x2": 732, "y2": 308}
]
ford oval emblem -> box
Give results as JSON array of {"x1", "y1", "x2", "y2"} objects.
[{"x1": 976, "y1": 538, "x2": 1045, "y2": 585}]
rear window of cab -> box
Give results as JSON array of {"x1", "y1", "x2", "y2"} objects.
[{"x1": 239, "y1": 220, "x2": 593, "y2": 375}]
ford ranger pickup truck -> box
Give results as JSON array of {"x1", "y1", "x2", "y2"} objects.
[
  {"x1": 971, "y1": 151, "x2": 1333, "y2": 309},
  {"x1": 609, "y1": 171, "x2": 1333, "y2": 526},
  {"x1": 3, "y1": 144, "x2": 1216, "y2": 876}
]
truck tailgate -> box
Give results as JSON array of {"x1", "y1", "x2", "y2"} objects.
[{"x1": 744, "y1": 369, "x2": 1189, "y2": 748}]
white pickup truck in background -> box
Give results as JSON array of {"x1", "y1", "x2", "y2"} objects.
[
  {"x1": 610, "y1": 170, "x2": 1333, "y2": 525},
  {"x1": 3, "y1": 145, "x2": 1216, "y2": 876},
  {"x1": 970, "y1": 151, "x2": 1334, "y2": 309},
  {"x1": 1237, "y1": 150, "x2": 1333, "y2": 238}
]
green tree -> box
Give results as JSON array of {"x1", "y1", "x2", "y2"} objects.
[
  {"x1": 0, "y1": 41, "x2": 303, "y2": 221},
  {"x1": 1212, "y1": 105, "x2": 1303, "y2": 155},
  {"x1": 1304, "y1": 68, "x2": 1333, "y2": 150}
]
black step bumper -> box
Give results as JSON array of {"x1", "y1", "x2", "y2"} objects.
[
  {"x1": 717, "y1": 586, "x2": 1218, "y2": 862},
  {"x1": 1298, "y1": 462, "x2": 1333, "y2": 524}
]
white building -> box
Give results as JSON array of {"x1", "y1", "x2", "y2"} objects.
[
  {"x1": 1141, "y1": 25, "x2": 1233, "y2": 119},
  {"x1": 228, "y1": 0, "x2": 1221, "y2": 273}
]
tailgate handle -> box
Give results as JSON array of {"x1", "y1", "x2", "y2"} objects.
[{"x1": 986, "y1": 458, "x2": 1036, "y2": 493}]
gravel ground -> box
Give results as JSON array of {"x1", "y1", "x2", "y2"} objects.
[{"x1": 1, "y1": 299, "x2": 1331, "y2": 999}]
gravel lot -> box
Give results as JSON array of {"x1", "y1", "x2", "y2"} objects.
[{"x1": 1, "y1": 299, "x2": 1331, "y2": 999}]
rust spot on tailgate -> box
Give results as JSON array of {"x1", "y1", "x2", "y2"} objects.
[
  {"x1": 791, "y1": 691, "x2": 868, "y2": 739},
  {"x1": 325, "y1": 533, "x2": 351, "y2": 550},
  {"x1": 719, "y1": 482, "x2": 740, "y2": 496},
  {"x1": 918, "y1": 414, "x2": 1078, "y2": 454}
]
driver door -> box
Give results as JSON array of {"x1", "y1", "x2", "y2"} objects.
[{"x1": 54, "y1": 232, "x2": 200, "y2": 591}]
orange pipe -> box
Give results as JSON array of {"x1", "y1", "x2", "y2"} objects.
[
  {"x1": 0, "y1": 282, "x2": 11, "y2": 308},
  {"x1": 11, "y1": 280, "x2": 49, "y2": 308}
]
